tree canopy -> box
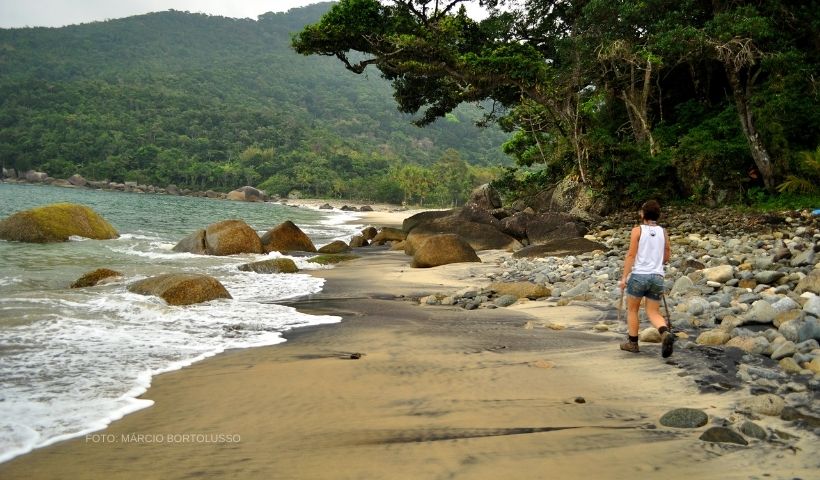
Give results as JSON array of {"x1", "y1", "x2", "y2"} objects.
[{"x1": 293, "y1": 0, "x2": 820, "y2": 205}]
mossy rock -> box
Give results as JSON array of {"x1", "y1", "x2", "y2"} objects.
[
  {"x1": 308, "y1": 254, "x2": 360, "y2": 265},
  {"x1": 71, "y1": 268, "x2": 123, "y2": 288},
  {"x1": 0, "y1": 203, "x2": 119, "y2": 243},
  {"x1": 128, "y1": 274, "x2": 232, "y2": 306},
  {"x1": 238, "y1": 258, "x2": 299, "y2": 274}
]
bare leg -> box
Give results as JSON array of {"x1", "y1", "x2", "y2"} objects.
[
  {"x1": 645, "y1": 299, "x2": 667, "y2": 329},
  {"x1": 626, "y1": 295, "x2": 642, "y2": 336}
]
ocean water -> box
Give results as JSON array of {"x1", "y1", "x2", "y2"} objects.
[{"x1": 0, "y1": 183, "x2": 362, "y2": 463}]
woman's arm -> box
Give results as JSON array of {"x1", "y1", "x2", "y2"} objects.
[
  {"x1": 619, "y1": 226, "x2": 641, "y2": 289},
  {"x1": 663, "y1": 229, "x2": 671, "y2": 264}
]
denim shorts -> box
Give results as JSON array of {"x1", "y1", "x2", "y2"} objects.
[{"x1": 626, "y1": 273, "x2": 664, "y2": 301}]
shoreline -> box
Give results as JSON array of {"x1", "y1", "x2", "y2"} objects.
[{"x1": 1, "y1": 216, "x2": 816, "y2": 478}]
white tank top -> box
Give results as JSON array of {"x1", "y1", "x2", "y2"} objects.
[{"x1": 632, "y1": 224, "x2": 665, "y2": 276}]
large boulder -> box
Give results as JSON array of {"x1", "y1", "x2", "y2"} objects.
[
  {"x1": 24, "y1": 170, "x2": 48, "y2": 183},
  {"x1": 67, "y1": 174, "x2": 88, "y2": 187},
  {"x1": 411, "y1": 234, "x2": 481, "y2": 268},
  {"x1": 173, "y1": 219, "x2": 263, "y2": 256},
  {"x1": 318, "y1": 240, "x2": 351, "y2": 254},
  {"x1": 525, "y1": 213, "x2": 588, "y2": 244},
  {"x1": 261, "y1": 220, "x2": 317, "y2": 253},
  {"x1": 371, "y1": 227, "x2": 406, "y2": 245},
  {"x1": 511, "y1": 177, "x2": 608, "y2": 216},
  {"x1": 0, "y1": 203, "x2": 119, "y2": 243},
  {"x1": 500, "y1": 211, "x2": 535, "y2": 239},
  {"x1": 456, "y1": 203, "x2": 502, "y2": 228},
  {"x1": 402, "y1": 209, "x2": 454, "y2": 233},
  {"x1": 513, "y1": 238, "x2": 607, "y2": 258},
  {"x1": 360, "y1": 226, "x2": 378, "y2": 240},
  {"x1": 128, "y1": 274, "x2": 232, "y2": 305},
  {"x1": 172, "y1": 229, "x2": 207, "y2": 255},
  {"x1": 238, "y1": 258, "x2": 299, "y2": 274},
  {"x1": 227, "y1": 186, "x2": 266, "y2": 202},
  {"x1": 409, "y1": 216, "x2": 521, "y2": 252},
  {"x1": 467, "y1": 183, "x2": 502, "y2": 210}
]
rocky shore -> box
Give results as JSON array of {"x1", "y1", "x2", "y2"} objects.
[{"x1": 402, "y1": 206, "x2": 819, "y2": 444}]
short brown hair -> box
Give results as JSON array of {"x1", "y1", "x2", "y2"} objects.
[{"x1": 641, "y1": 200, "x2": 661, "y2": 221}]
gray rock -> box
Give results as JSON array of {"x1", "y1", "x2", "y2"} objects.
[
  {"x1": 803, "y1": 296, "x2": 820, "y2": 317},
  {"x1": 739, "y1": 364, "x2": 787, "y2": 381},
  {"x1": 798, "y1": 317, "x2": 820, "y2": 342},
  {"x1": 779, "y1": 319, "x2": 803, "y2": 342},
  {"x1": 495, "y1": 295, "x2": 519, "y2": 307},
  {"x1": 699, "y1": 427, "x2": 748, "y2": 445},
  {"x1": 771, "y1": 296, "x2": 800, "y2": 314},
  {"x1": 659, "y1": 408, "x2": 708, "y2": 428},
  {"x1": 670, "y1": 276, "x2": 695, "y2": 296},
  {"x1": 755, "y1": 270, "x2": 786, "y2": 285},
  {"x1": 753, "y1": 256, "x2": 775, "y2": 270},
  {"x1": 771, "y1": 341, "x2": 797, "y2": 360},
  {"x1": 791, "y1": 249, "x2": 816, "y2": 267},
  {"x1": 743, "y1": 300, "x2": 778, "y2": 324},
  {"x1": 739, "y1": 421, "x2": 768, "y2": 440},
  {"x1": 738, "y1": 293, "x2": 761, "y2": 304},
  {"x1": 795, "y1": 339, "x2": 819, "y2": 353},
  {"x1": 687, "y1": 297, "x2": 712, "y2": 316},
  {"x1": 563, "y1": 280, "x2": 590, "y2": 297}
]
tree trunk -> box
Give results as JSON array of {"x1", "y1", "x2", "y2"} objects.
[{"x1": 727, "y1": 70, "x2": 775, "y2": 190}]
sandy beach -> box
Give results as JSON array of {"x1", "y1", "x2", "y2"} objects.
[{"x1": 1, "y1": 207, "x2": 816, "y2": 480}]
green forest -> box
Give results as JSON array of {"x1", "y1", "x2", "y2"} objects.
[
  {"x1": 0, "y1": 3, "x2": 510, "y2": 206},
  {"x1": 294, "y1": 0, "x2": 820, "y2": 208}
]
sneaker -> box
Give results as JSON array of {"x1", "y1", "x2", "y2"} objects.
[
  {"x1": 661, "y1": 331, "x2": 675, "y2": 358},
  {"x1": 620, "y1": 341, "x2": 639, "y2": 353}
]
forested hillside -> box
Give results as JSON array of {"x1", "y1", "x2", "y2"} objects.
[
  {"x1": 295, "y1": 0, "x2": 820, "y2": 209},
  {"x1": 0, "y1": 3, "x2": 510, "y2": 204}
]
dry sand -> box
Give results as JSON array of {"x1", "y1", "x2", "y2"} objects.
[{"x1": 1, "y1": 210, "x2": 816, "y2": 479}]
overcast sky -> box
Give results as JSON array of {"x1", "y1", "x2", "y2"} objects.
[{"x1": 0, "y1": 1, "x2": 332, "y2": 28}]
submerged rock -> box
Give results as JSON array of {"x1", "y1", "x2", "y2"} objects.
[
  {"x1": 128, "y1": 273, "x2": 232, "y2": 305},
  {"x1": 0, "y1": 203, "x2": 119, "y2": 243},
  {"x1": 238, "y1": 258, "x2": 298, "y2": 274},
  {"x1": 70, "y1": 268, "x2": 123, "y2": 288}
]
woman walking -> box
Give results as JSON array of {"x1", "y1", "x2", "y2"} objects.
[{"x1": 618, "y1": 200, "x2": 675, "y2": 357}]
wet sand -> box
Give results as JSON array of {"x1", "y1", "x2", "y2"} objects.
[{"x1": 0, "y1": 211, "x2": 815, "y2": 479}]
